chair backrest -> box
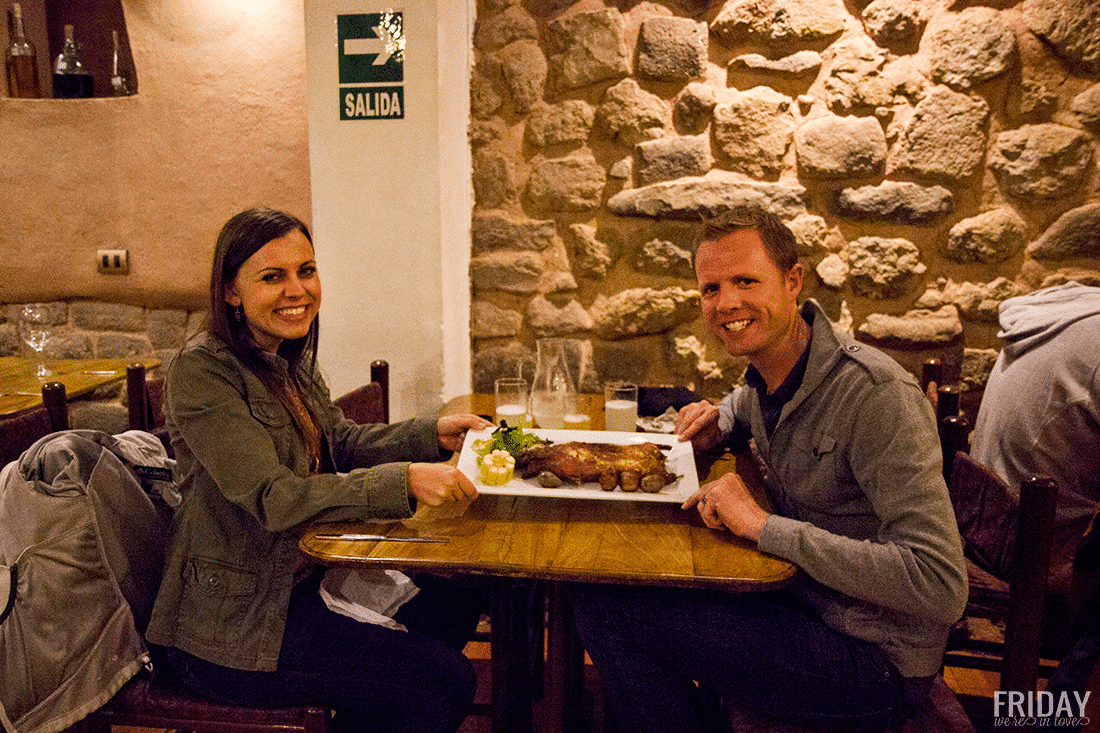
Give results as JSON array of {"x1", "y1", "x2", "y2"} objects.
[
  {"x1": 127, "y1": 362, "x2": 164, "y2": 431},
  {"x1": 42, "y1": 381, "x2": 69, "y2": 431},
  {"x1": 921, "y1": 358, "x2": 943, "y2": 395},
  {"x1": 0, "y1": 382, "x2": 69, "y2": 466},
  {"x1": 936, "y1": 383, "x2": 961, "y2": 424},
  {"x1": 334, "y1": 360, "x2": 389, "y2": 425},
  {"x1": 939, "y1": 414, "x2": 969, "y2": 483},
  {"x1": 126, "y1": 362, "x2": 171, "y2": 456},
  {"x1": 948, "y1": 452, "x2": 1059, "y2": 693},
  {"x1": 1001, "y1": 472, "x2": 1058, "y2": 693},
  {"x1": 923, "y1": 357, "x2": 969, "y2": 482}
]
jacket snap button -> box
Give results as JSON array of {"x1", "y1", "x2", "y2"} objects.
[
  {"x1": 207, "y1": 576, "x2": 221, "y2": 588},
  {"x1": 846, "y1": 344, "x2": 859, "y2": 352}
]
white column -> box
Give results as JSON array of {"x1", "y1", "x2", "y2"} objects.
[{"x1": 304, "y1": 0, "x2": 473, "y2": 421}]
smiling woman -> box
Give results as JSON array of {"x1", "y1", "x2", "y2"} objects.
[{"x1": 140, "y1": 207, "x2": 494, "y2": 733}]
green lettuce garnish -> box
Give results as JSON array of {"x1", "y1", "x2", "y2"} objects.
[{"x1": 472, "y1": 422, "x2": 540, "y2": 465}]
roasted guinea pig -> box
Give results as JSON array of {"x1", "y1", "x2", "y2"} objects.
[{"x1": 515, "y1": 441, "x2": 677, "y2": 493}]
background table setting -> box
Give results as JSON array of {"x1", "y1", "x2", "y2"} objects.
[{"x1": 0, "y1": 356, "x2": 160, "y2": 418}]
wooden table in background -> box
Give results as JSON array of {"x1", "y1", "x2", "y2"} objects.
[
  {"x1": 0, "y1": 357, "x2": 160, "y2": 417},
  {"x1": 300, "y1": 394, "x2": 795, "y2": 733}
]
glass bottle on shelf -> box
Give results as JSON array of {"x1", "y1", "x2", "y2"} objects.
[
  {"x1": 109, "y1": 29, "x2": 130, "y2": 96},
  {"x1": 53, "y1": 23, "x2": 93, "y2": 98},
  {"x1": 6, "y1": 2, "x2": 40, "y2": 98}
]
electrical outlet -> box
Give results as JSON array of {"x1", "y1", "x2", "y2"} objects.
[{"x1": 97, "y1": 249, "x2": 129, "y2": 274}]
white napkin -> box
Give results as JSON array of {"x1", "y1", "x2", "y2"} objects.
[{"x1": 319, "y1": 567, "x2": 420, "y2": 631}]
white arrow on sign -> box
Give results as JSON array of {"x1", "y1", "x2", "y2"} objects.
[{"x1": 343, "y1": 25, "x2": 395, "y2": 66}]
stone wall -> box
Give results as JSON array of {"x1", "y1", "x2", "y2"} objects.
[
  {"x1": 467, "y1": 0, "x2": 1100, "y2": 418},
  {"x1": 1, "y1": 301, "x2": 202, "y2": 431}
]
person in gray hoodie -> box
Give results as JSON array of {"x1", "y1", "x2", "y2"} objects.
[{"x1": 971, "y1": 281, "x2": 1100, "y2": 596}]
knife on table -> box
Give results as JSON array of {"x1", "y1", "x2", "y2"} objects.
[{"x1": 314, "y1": 533, "x2": 451, "y2": 543}]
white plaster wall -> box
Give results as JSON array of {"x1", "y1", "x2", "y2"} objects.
[{"x1": 304, "y1": 1, "x2": 473, "y2": 422}]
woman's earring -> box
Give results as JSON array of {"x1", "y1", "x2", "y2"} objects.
[{"x1": 234, "y1": 305, "x2": 243, "y2": 323}]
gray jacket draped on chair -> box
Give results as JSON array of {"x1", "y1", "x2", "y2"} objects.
[{"x1": 0, "y1": 430, "x2": 177, "y2": 733}]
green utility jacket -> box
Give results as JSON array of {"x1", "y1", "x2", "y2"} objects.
[{"x1": 145, "y1": 333, "x2": 444, "y2": 671}]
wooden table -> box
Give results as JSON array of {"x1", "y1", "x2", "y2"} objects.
[
  {"x1": 299, "y1": 394, "x2": 795, "y2": 733},
  {"x1": 0, "y1": 357, "x2": 160, "y2": 417}
]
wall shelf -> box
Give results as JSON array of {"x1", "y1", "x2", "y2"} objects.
[{"x1": 5, "y1": 0, "x2": 136, "y2": 99}]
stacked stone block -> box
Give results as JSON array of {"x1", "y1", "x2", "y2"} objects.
[{"x1": 469, "y1": 0, "x2": 1100, "y2": 414}]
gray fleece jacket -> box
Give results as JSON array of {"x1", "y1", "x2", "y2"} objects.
[
  {"x1": 718, "y1": 300, "x2": 968, "y2": 678},
  {"x1": 971, "y1": 282, "x2": 1100, "y2": 592}
]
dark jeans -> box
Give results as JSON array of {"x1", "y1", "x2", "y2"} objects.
[
  {"x1": 572, "y1": 583, "x2": 908, "y2": 733},
  {"x1": 1045, "y1": 615, "x2": 1100, "y2": 732},
  {"x1": 164, "y1": 570, "x2": 487, "y2": 733}
]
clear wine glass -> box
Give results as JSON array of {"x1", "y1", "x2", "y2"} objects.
[{"x1": 20, "y1": 305, "x2": 53, "y2": 378}]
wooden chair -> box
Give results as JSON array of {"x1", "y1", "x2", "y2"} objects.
[
  {"x1": 1040, "y1": 510, "x2": 1100, "y2": 731},
  {"x1": 919, "y1": 359, "x2": 969, "y2": 481},
  {"x1": 0, "y1": 381, "x2": 69, "y2": 466},
  {"x1": 921, "y1": 358, "x2": 944, "y2": 396},
  {"x1": 334, "y1": 359, "x2": 389, "y2": 424},
  {"x1": 124, "y1": 361, "x2": 173, "y2": 456},
  {"x1": 126, "y1": 362, "x2": 164, "y2": 432},
  {"x1": 943, "y1": 452, "x2": 1059, "y2": 693},
  {"x1": 71, "y1": 674, "x2": 331, "y2": 733},
  {"x1": 129, "y1": 360, "x2": 392, "y2": 430}
]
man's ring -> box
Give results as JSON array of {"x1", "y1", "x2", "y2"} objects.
[{"x1": 700, "y1": 494, "x2": 708, "y2": 507}]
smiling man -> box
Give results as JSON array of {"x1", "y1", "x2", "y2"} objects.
[{"x1": 572, "y1": 211, "x2": 969, "y2": 732}]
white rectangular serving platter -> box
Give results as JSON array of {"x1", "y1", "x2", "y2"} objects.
[{"x1": 456, "y1": 428, "x2": 698, "y2": 503}]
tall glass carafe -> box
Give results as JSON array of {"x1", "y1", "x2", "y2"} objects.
[{"x1": 529, "y1": 339, "x2": 574, "y2": 430}]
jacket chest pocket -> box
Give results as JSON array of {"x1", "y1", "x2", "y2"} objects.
[
  {"x1": 250, "y1": 399, "x2": 290, "y2": 428},
  {"x1": 249, "y1": 398, "x2": 299, "y2": 461},
  {"x1": 774, "y1": 432, "x2": 860, "y2": 514}
]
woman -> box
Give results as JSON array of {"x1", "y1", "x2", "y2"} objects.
[{"x1": 145, "y1": 208, "x2": 491, "y2": 733}]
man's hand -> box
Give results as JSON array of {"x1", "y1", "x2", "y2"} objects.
[
  {"x1": 407, "y1": 463, "x2": 478, "y2": 506},
  {"x1": 675, "y1": 400, "x2": 722, "y2": 450},
  {"x1": 682, "y1": 472, "x2": 770, "y2": 542},
  {"x1": 437, "y1": 413, "x2": 494, "y2": 452}
]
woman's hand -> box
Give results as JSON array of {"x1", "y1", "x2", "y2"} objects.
[
  {"x1": 407, "y1": 463, "x2": 479, "y2": 506},
  {"x1": 674, "y1": 400, "x2": 721, "y2": 450},
  {"x1": 681, "y1": 472, "x2": 770, "y2": 542},
  {"x1": 437, "y1": 413, "x2": 494, "y2": 452}
]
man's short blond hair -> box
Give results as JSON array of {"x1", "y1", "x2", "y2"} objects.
[{"x1": 691, "y1": 210, "x2": 798, "y2": 273}]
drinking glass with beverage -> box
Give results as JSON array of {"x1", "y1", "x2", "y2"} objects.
[
  {"x1": 494, "y1": 377, "x2": 528, "y2": 429},
  {"x1": 604, "y1": 381, "x2": 638, "y2": 432}
]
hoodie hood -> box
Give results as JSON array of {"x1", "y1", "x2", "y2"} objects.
[{"x1": 998, "y1": 282, "x2": 1100, "y2": 358}]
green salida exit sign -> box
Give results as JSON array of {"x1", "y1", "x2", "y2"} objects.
[{"x1": 338, "y1": 12, "x2": 404, "y2": 120}]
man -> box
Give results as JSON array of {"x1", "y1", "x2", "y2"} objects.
[
  {"x1": 970, "y1": 282, "x2": 1100, "y2": 597},
  {"x1": 572, "y1": 211, "x2": 967, "y2": 732}
]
